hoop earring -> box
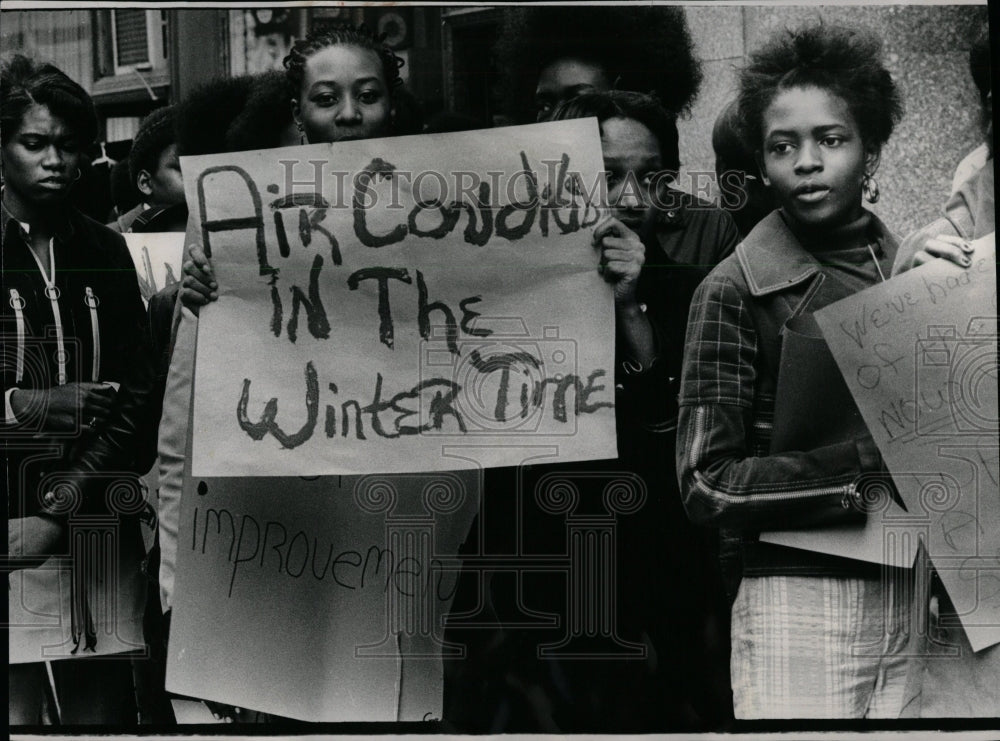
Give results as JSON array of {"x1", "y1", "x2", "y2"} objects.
[
  {"x1": 863, "y1": 174, "x2": 880, "y2": 204},
  {"x1": 73, "y1": 168, "x2": 82, "y2": 182}
]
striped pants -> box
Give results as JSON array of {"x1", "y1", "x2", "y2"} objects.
[{"x1": 731, "y1": 572, "x2": 926, "y2": 718}]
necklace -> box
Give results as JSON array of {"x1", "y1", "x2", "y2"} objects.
[{"x1": 867, "y1": 243, "x2": 887, "y2": 283}]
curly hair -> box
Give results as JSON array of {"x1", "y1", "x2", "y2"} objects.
[
  {"x1": 129, "y1": 105, "x2": 176, "y2": 181},
  {"x1": 175, "y1": 74, "x2": 261, "y2": 156},
  {"x1": 493, "y1": 6, "x2": 702, "y2": 123},
  {"x1": 550, "y1": 91, "x2": 680, "y2": 173},
  {"x1": 737, "y1": 24, "x2": 903, "y2": 153},
  {"x1": 1, "y1": 54, "x2": 97, "y2": 145},
  {"x1": 225, "y1": 71, "x2": 295, "y2": 152},
  {"x1": 283, "y1": 24, "x2": 404, "y2": 100}
]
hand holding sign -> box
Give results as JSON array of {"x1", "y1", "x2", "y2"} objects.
[
  {"x1": 181, "y1": 243, "x2": 217, "y2": 307},
  {"x1": 593, "y1": 216, "x2": 645, "y2": 306}
]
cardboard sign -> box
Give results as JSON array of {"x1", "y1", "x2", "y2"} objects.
[
  {"x1": 184, "y1": 121, "x2": 617, "y2": 477},
  {"x1": 166, "y1": 470, "x2": 480, "y2": 722},
  {"x1": 815, "y1": 234, "x2": 999, "y2": 651},
  {"x1": 761, "y1": 313, "x2": 917, "y2": 567},
  {"x1": 123, "y1": 232, "x2": 185, "y2": 304},
  {"x1": 163, "y1": 310, "x2": 482, "y2": 721}
]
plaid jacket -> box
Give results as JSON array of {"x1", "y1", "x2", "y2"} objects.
[{"x1": 676, "y1": 210, "x2": 898, "y2": 579}]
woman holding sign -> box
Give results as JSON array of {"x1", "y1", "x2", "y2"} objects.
[
  {"x1": 167, "y1": 24, "x2": 423, "y2": 723},
  {"x1": 3, "y1": 55, "x2": 149, "y2": 724},
  {"x1": 448, "y1": 91, "x2": 741, "y2": 732},
  {"x1": 675, "y1": 25, "x2": 922, "y2": 718}
]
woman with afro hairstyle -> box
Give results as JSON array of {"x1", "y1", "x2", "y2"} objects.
[
  {"x1": 493, "y1": 6, "x2": 702, "y2": 123},
  {"x1": 675, "y1": 25, "x2": 920, "y2": 718}
]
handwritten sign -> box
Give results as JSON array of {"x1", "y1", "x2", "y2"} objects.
[
  {"x1": 123, "y1": 232, "x2": 185, "y2": 304},
  {"x1": 166, "y1": 468, "x2": 480, "y2": 721},
  {"x1": 816, "y1": 234, "x2": 999, "y2": 651},
  {"x1": 184, "y1": 121, "x2": 616, "y2": 477}
]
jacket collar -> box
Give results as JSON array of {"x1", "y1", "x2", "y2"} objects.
[
  {"x1": 735, "y1": 209, "x2": 896, "y2": 297},
  {"x1": 1, "y1": 195, "x2": 76, "y2": 245},
  {"x1": 735, "y1": 211, "x2": 820, "y2": 296}
]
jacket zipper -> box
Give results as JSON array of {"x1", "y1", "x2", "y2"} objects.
[
  {"x1": 693, "y1": 472, "x2": 854, "y2": 506},
  {"x1": 689, "y1": 404, "x2": 856, "y2": 507}
]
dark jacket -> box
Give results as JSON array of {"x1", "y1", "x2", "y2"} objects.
[
  {"x1": 26, "y1": 284, "x2": 178, "y2": 519},
  {"x1": 628, "y1": 187, "x2": 741, "y2": 432},
  {"x1": 2, "y1": 204, "x2": 152, "y2": 520},
  {"x1": 676, "y1": 210, "x2": 898, "y2": 581}
]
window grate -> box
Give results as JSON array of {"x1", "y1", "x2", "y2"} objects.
[{"x1": 114, "y1": 9, "x2": 149, "y2": 67}]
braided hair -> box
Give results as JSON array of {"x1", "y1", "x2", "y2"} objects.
[{"x1": 283, "y1": 24, "x2": 404, "y2": 100}]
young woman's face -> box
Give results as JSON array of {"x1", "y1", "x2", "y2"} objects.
[
  {"x1": 1, "y1": 103, "x2": 82, "y2": 208},
  {"x1": 292, "y1": 45, "x2": 392, "y2": 144},
  {"x1": 760, "y1": 85, "x2": 872, "y2": 229},
  {"x1": 534, "y1": 58, "x2": 611, "y2": 122},
  {"x1": 601, "y1": 116, "x2": 662, "y2": 236}
]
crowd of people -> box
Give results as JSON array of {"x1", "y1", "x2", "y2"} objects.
[{"x1": 3, "y1": 5, "x2": 995, "y2": 730}]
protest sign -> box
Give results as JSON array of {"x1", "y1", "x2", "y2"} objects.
[
  {"x1": 166, "y1": 468, "x2": 480, "y2": 722},
  {"x1": 164, "y1": 308, "x2": 482, "y2": 720},
  {"x1": 184, "y1": 120, "x2": 616, "y2": 477},
  {"x1": 123, "y1": 232, "x2": 185, "y2": 305},
  {"x1": 815, "y1": 234, "x2": 999, "y2": 651}
]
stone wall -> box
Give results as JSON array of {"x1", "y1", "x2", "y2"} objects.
[{"x1": 678, "y1": 4, "x2": 989, "y2": 238}]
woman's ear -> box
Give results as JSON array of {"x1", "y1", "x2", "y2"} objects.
[
  {"x1": 864, "y1": 147, "x2": 881, "y2": 178},
  {"x1": 290, "y1": 99, "x2": 302, "y2": 130}
]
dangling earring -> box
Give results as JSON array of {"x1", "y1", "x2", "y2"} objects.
[
  {"x1": 295, "y1": 121, "x2": 305, "y2": 145},
  {"x1": 863, "y1": 173, "x2": 880, "y2": 204}
]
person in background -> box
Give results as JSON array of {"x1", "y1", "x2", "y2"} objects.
[
  {"x1": 887, "y1": 30, "x2": 997, "y2": 719},
  {"x1": 110, "y1": 106, "x2": 187, "y2": 234},
  {"x1": 423, "y1": 110, "x2": 485, "y2": 134},
  {"x1": 448, "y1": 90, "x2": 739, "y2": 732},
  {"x1": 109, "y1": 157, "x2": 143, "y2": 226},
  {"x1": 948, "y1": 32, "x2": 992, "y2": 196},
  {"x1": 894, "y1": 30, "x2": 992, "y2": 274},
  {"x1": 493, "y1": 5, "x2": 701, "y2": 125},
  {"x1": 4, "y1": 53, "x2": 150, "y2": 725},
  {"x1": 712, "y1": 100, "x2": 775, "y2": 239},
  {"x1": 675, "y1": 25, "x2": 921, "y2": 718},
  {"x1": 81, "y1": 23, "x2": 421, "y2": 724}
]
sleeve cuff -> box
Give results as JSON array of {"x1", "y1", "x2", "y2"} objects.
[{"x1": 856, "y1": 434, "x2": 884, "y2": 472}]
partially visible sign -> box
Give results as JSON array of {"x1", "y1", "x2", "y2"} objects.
[
  {"x1": 816, "y1": 234, "x2": 999, "y2": 651},
  {"x1": 166, "y1": 470, "x2": 479, "y2": 721},
  {"x1": 123, "y1": 232, "x2": 185, "y2": 305}
]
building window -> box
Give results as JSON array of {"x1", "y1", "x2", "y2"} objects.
[
  {"x1": 105, "y1": 116, "x2": 141, "y2": 143},
  {"x1": 111, "y1": 9, "x2": 167, "y2": 72}
]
